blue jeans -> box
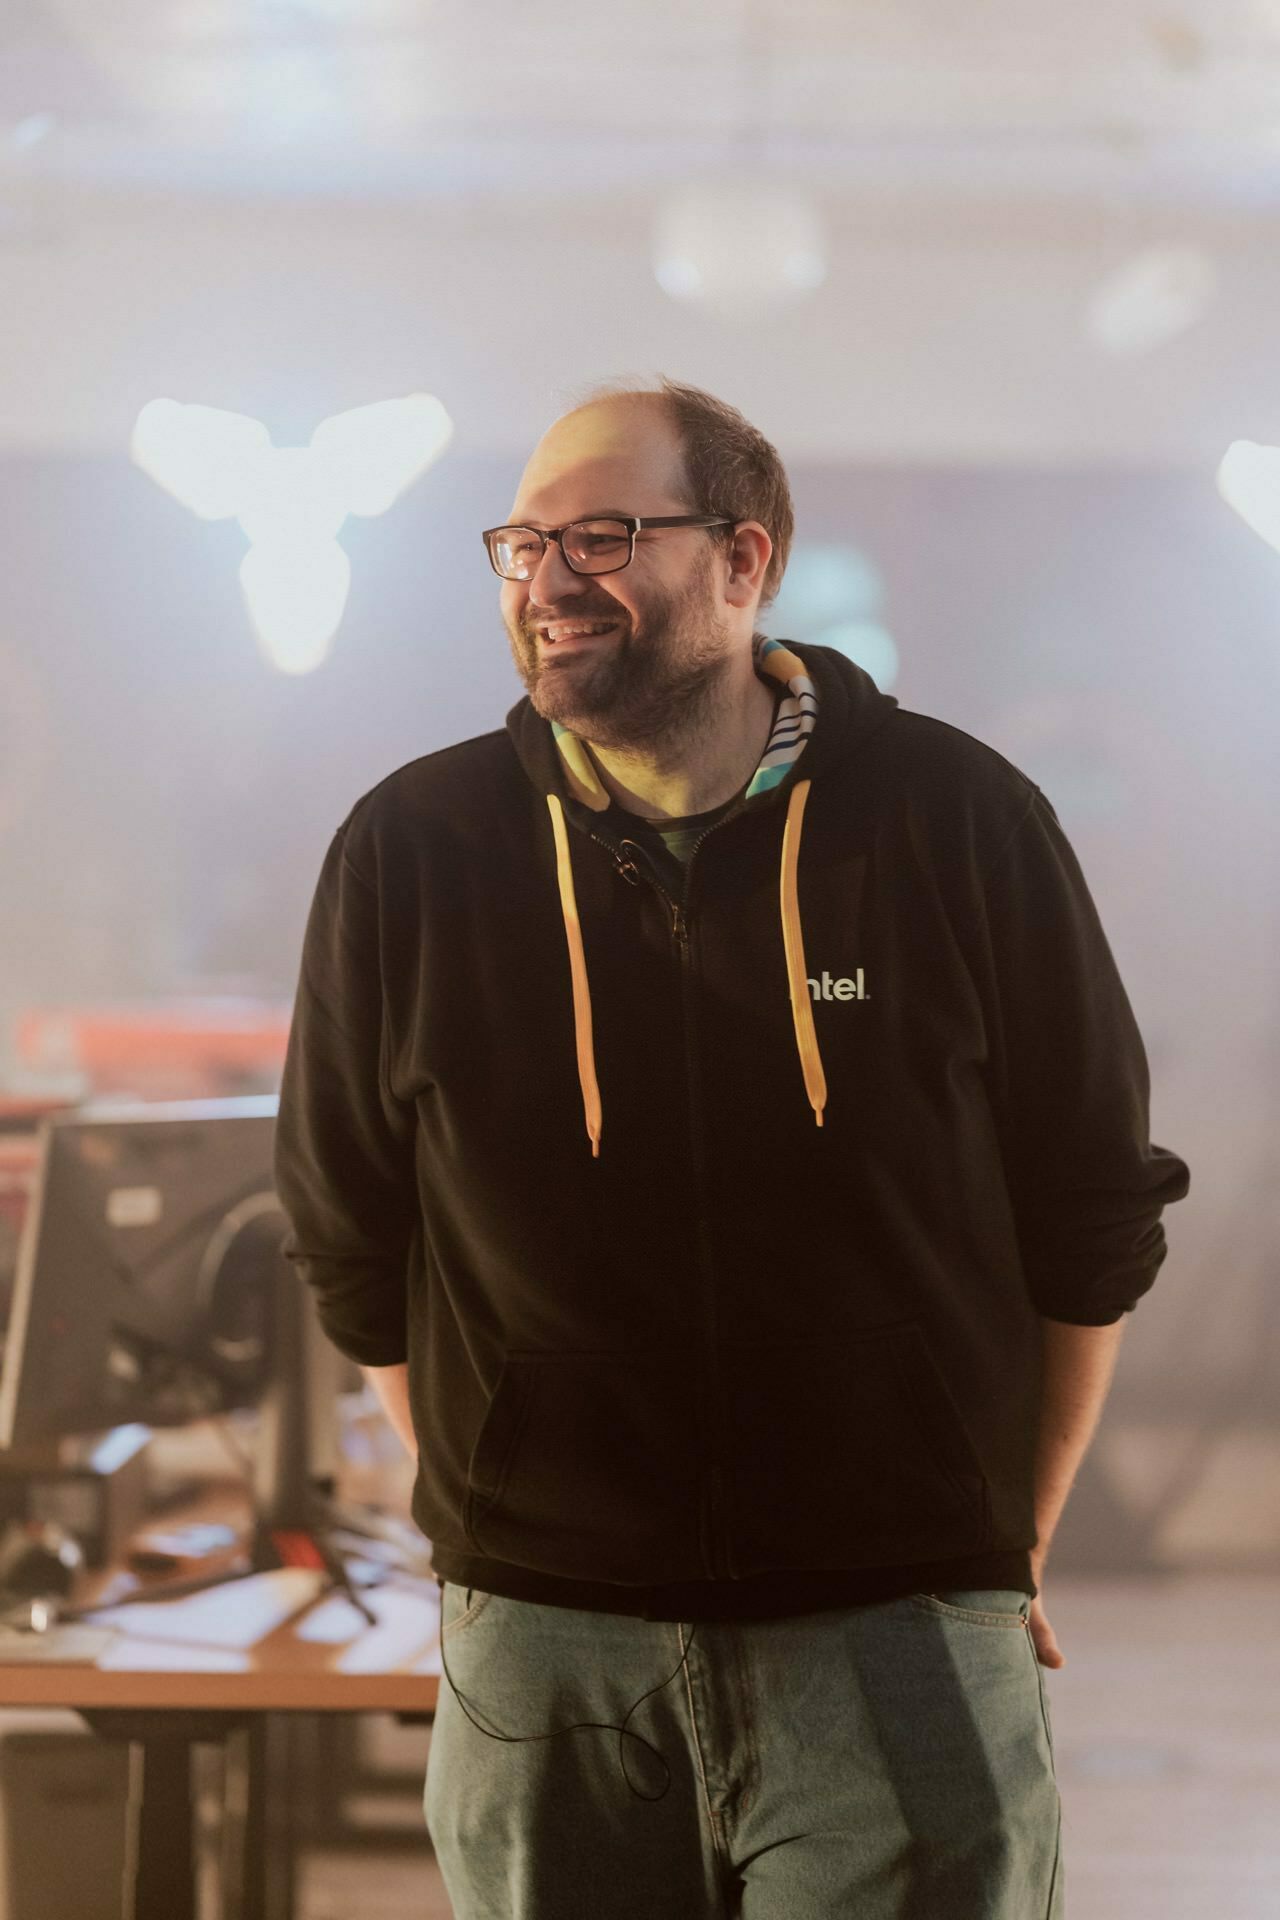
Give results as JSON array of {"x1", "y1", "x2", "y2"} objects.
[{"x1": 424, "y1": 1581, "x2": 1065, "y2": 1919}]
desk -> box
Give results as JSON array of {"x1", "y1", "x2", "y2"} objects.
[{"x1": 0, "y1": 1478, "x2": 441, "y2": 1920}]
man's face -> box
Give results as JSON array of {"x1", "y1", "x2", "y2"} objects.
[{"x1": 498, "y1": 400, "x2": 737, "y2": 755}]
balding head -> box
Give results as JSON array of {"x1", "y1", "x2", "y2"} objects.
[
  {"x1": 525, "y1": 375, "x2": 794, "y2": 609},
  {"x1": 510, "y1": 392, "x2": 691, "y2": 529}
]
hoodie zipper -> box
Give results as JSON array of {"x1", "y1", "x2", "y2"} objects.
[{"x1": 588, "y1": 819, "x2": 740, "y2": 1581}]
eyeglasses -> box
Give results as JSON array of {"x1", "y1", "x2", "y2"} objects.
[{"x1": 481, "y1": 514, "x2": 736, "y2": 581}]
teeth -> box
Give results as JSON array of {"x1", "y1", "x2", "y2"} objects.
[{"x1": 545, "y1": 623, "x2": 614, "y2": 642}]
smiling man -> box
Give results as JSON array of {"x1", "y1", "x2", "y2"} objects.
[
  {"x1": 496, "y1": 390, "x2": 780, "y2": 822},
  {"x1": 274, "y1": 374, "x2": 1190, "y2": 1919}
]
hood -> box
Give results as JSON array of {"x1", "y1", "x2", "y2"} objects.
[{"x1": 504, "y1": 635, "x2": 900, "y2": 1159}]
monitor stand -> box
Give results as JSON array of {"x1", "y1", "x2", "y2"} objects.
[
  {"x1": 62, "y1": 1233, "x2": 384, "y2": 1625},
  {"x1": 243, "y1": 1235, "x2": 378, "y2": 1620}
]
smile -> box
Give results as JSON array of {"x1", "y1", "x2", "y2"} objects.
[{"x1": 539, "y1": 622, "x2": 618, "y2": 647}]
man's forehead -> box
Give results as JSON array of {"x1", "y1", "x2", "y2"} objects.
[{"x1": 509, "y1": 400, "x2": 682, "y2": 522}]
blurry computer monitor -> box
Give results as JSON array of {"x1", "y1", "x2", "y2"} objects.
[{"x1": 0, "y1": 1096, "x2": 358, "y2": 1525}]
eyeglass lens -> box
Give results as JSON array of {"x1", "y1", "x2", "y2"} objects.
[{"x1": 491, "y1": 519, "x2": 631, "y2": 579}]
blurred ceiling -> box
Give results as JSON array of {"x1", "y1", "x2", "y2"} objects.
[
  {"x1": 6, "y1": 0, "x2": 1280, "y2": 208},
  {"x1": 4, "y1": 2, "x2": 1280, "y2": 464}
]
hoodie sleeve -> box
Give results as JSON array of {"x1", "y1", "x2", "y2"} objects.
[
  {"x1": 966, "y1": 788, "x2": 1190, "y2": 1326},
  {"x1": 273, "y1": 825, "x2": 417, "y2": 1366}
]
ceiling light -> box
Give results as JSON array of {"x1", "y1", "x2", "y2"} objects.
[
  {"x1": 1086, "y1": 246, "x2": 1218, "y2": 355},
  {"x1": 1217, "y1": 440, "x2": 1280, "y2": 559},
  {"x1": 130, "y1": 392, "x2": 453, "y2": 673},
  {"x1": 653, "y1": 183, "x2": 827, "y2": 321}
]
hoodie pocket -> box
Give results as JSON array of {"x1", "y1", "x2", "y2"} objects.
[
  {"x1": 462, "y1": 1350, "x2": 705, "y2": 1585},
  {"x1": 724, "y1": 1318, "x2": 992, "y2": 1577}
]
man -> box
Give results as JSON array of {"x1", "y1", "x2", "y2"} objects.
[{"x1": 274, "y1": 376, "x2": 1190, "y2": 1918}]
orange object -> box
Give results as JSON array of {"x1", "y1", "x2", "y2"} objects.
[{"x1": 11, "y1": 1000, "x2": 292, "y2": 1102}]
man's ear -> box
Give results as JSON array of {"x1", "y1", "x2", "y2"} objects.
[{"x1": 727, "y1": 521, "x2": 772, "y2": 593}]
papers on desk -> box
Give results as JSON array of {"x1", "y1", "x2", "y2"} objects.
[
  {"x1": 294, "y1": 1589, "x2": 385, "y2": 1644},
  {"x1": 295, "y1": 1581, "x2": 441, "y2": 1674},
  {"x1": 0, "y1": 1626, "x2": 117, "y2": 1664},
  {"x1": 83, "y1": 1568, "x2": 327, "y2": 1651},
  {"x1": 97, "y1": 1639, "x2": 251, "y2": 1673}
]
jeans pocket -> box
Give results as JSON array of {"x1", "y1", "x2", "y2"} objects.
[
  {"x1": 1034, "y1": 1643, "x2": 1059, "y2": 1767},
  {"x1": 439, "y1": 1579, "x2": 496, "y2": 1641},
  {"x1": 909, "y1": 1588, "x2": 1030, "y2": 1628}
]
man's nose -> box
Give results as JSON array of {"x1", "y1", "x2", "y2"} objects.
[{"x1": 527, "y1": 535, "x2": 586, "y2": 601}]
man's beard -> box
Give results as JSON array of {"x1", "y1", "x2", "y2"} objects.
[{"x1": 512, "y1": 547, "x2": 736, "y2": 757}]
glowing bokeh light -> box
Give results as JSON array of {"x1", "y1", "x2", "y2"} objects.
[
  {"x1": 239, "y1": 538, "x2": 350, "y2": 676},
  {"x1": 1216, "y1": 439, "x2": 1280, "y2": 558},
  {"x1": 767, "y1": 542, "x2": 898, "y2": 689},
  {"x1": 130, "y1": 392, "x2": 453, "y2": 673},
  {"x1": 1086, "y1": 246, "x2": 1217, "y2": 356},
  {"x1": 770, "y1": 543, "x2": 884, "y2": 631},
  {"x1": 653, "y1": 184, "x2": 827, "y2": 319},
  {"x1": 808, "y1": 620, "x2": 899, "y2": 691}
]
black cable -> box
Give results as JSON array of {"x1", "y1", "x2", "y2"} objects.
[{"x1": 436, "y1": 1597, "x2": 698, "y2": 1803}]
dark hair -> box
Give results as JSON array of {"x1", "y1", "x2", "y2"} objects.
[{"x1": 559, "y1": 374, "x2": 794, "y2": 610}]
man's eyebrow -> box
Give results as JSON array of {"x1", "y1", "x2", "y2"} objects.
[{"x1": 505, "y1": 507, "x2": 635, "y2": 528}]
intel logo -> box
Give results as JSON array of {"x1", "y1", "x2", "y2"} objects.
[{"x1": 806, "y1": 969, "x2": 867, "y2": 1001}]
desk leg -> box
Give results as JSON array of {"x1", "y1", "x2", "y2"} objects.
[
  {"x1": 80, "y1": 1709, "x2": 251, "y2": 1920},
  {"x1": 79, "y1": 1711, "x2": 200, "y2": 1920},
  {"x1": 238, "y1": 1713, "x2": 295, "y2": 1920},
  {"x1": 125, "y1": 1735, "x2": 195, "y2": 1920},
  {"x1": 78, "y1": 1708, "x2": 300, "y2": 1920}
]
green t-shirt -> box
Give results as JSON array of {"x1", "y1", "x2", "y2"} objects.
[{"x1": 605, "y1": 789, "x2": 745, "y2": 906}]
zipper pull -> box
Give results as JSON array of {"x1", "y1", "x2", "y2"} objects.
[{"x1": 614, "y1": 839, "x2": 644, "y2": 887}]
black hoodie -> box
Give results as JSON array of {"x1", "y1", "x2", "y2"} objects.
[{"x1": 273, "y1": 637, "x2": 1190, "y2": 1620}]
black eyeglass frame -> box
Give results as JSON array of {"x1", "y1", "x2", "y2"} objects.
[{"x1": 481, "y1": 514, "x2": 738, "y2": 579}]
